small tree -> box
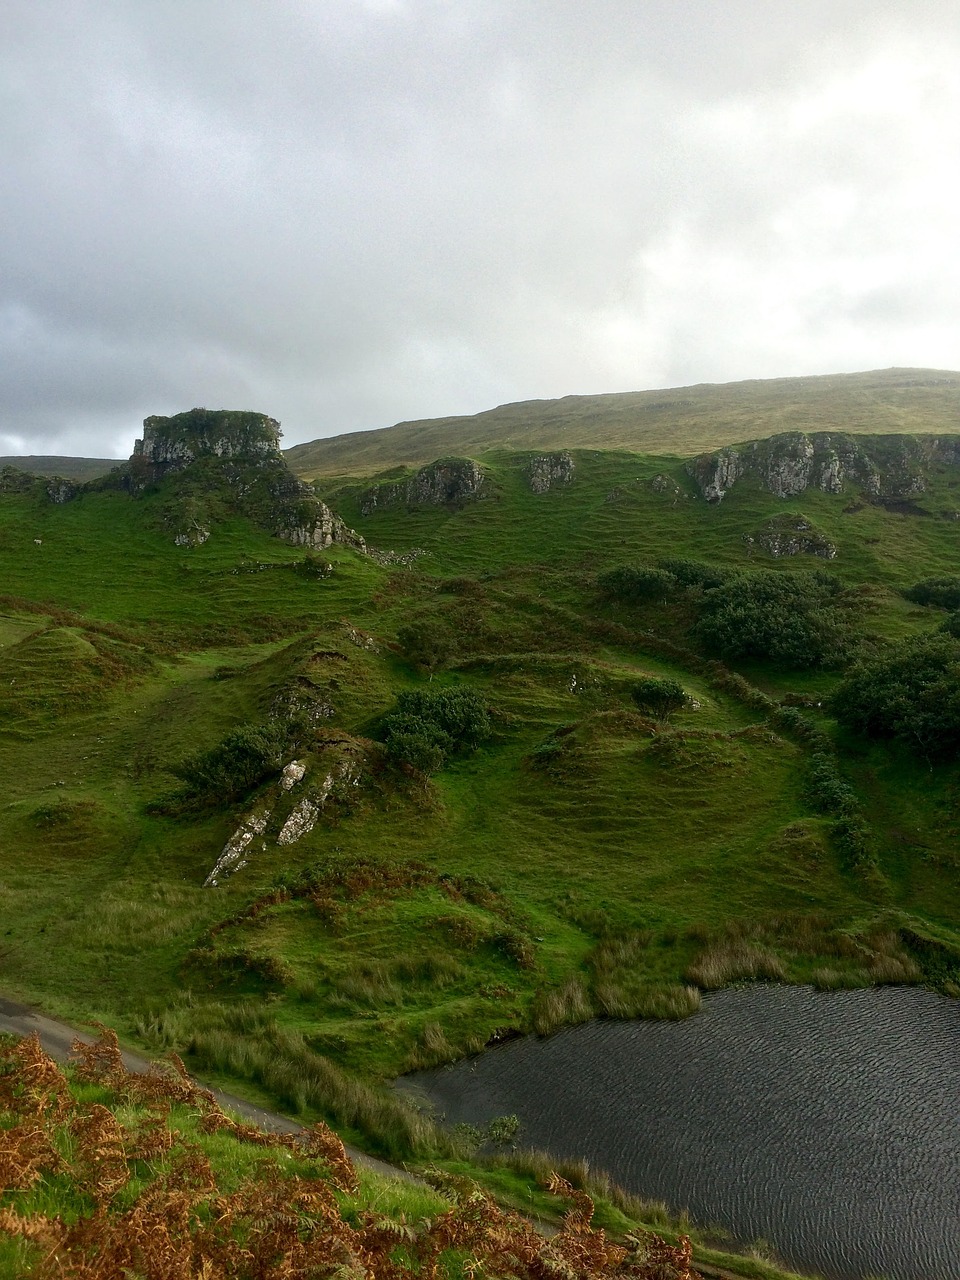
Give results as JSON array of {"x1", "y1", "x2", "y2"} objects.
[
  {"x1": 904, "y1": 576, "x2": 960, "y2": 610},
  {"x1": 396, "y1": 620, "x2": 454, "y2": 673},
  {"x1": 631, "y1": 676, "x2": 686, "y2": 720}
]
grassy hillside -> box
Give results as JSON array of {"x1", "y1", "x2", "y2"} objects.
[
  {"x1": 2, "y1": 420, "x2": 960, "y2": 1273},
  {"x1": 0, "y1": 455, "x2": 121, "y2": 481},
  {"x1": 285, "y1": 368, "x2": 960, "y2": 477}
]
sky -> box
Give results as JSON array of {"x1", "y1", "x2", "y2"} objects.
[{"x1": 3, "y1": 1, "x2": 960, "y2": 459}]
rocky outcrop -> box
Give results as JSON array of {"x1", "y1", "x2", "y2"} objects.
[
  {"x1": 0, "y1": 467, "x2": 80, "y2": 503},
  {"x1": 276, "y1": 501, "x2": 363, "y2": 551},
  {"x1": 746, "y1": 514, "x2": 837, "y2": 559},
  {"x1": 687, "y1": 447, "x2": 742, "y2": 502},
  {"x1": 45, "y1": 478, "x2": 79, "y2": 504},
  {"x1": 127, "y1": 408, "x2": 365, "y2": 552},
  {"x1": 525, "y1": 452, "x2": 575, "y2": 493},
  {"x1": 361, "y1": 458, "x2": 487, "y2": 515},
  {"x1": 132, "y1": 409, "x2": 280, "y2": 479},
  {"x1": 687, "y1": 432, "x2": 960, "y2": 503},
  {"x1": 204, "y1": 736, "x2": 366, "y2": 886},
  {"x1": 650, "y1": 473, "x2": 682, "y2": 501}
]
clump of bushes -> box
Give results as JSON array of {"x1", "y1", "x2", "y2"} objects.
[
  {"x1": 382, "y1": 686, "x2": 491, "y2": 773},
  {"x1": 163, "y1": 719, "x2": 291, "y2": 810},
  {"x1": 804, "y1": 752, "x2": 859, "y2": 816},
  {"x1": 596, "y1": 565, "x2": 674, "y2": 603},
  {"x1": 396, "y1": 618, "x2": 455, "y2": 672},
  {"x1": 831, "y1": 634, "x2": 960, "y2": 759},
  {"x1": 695, "y1": 569, "x2": 852, "y2": 668},
  {"x1": 656, "y1": 558, "x2": 728, "y2": 590},
  {"x1": 903, "y1": 576, "x2": 960, "y2": 610},
  {"x1": 630, "y1": 676, "x2": 686, "y2": 720}
]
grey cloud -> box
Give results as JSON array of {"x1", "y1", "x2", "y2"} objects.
[{"x1": 3, "y1": 0, "x2": 960, "y2": 457}]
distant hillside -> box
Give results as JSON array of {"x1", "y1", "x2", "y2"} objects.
[
  {"x1": 0, "y1": 454, "x2": 120, "y2": 481},
  {"x1": 285, "y1": 368, "x2": 960, "y2": 478}
]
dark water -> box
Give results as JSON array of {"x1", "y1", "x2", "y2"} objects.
[{"x1": 398, "y1": 986, "x2": 960, "y2": 1280}]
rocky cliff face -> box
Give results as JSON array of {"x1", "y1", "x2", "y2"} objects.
[
  {"x1": 687, "y1": 432, "x2": 960, "y2": 503},
  {"x1": 360, "y1": 458, "x2": 487, "y2": 515},
  {"x1": 525, "y1": 452, "x2": 575, "y2": 493},
  {"x1": 132, "y1": 409, "x2": 280, "y2": 478},
  {"x1": 129, "y1": 409, "x2": 365, "y2": 552}
]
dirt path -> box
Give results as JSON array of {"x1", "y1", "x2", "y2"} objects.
[{"x1": 0, "y1": 994, "x2": 417, "y2": 1185}]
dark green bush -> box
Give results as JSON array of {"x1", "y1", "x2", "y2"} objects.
[
  {"x1": 630, "y1": 676, "x2": 686, "y2": 719},
  {"x1": 656, "y1": 558, "x2": 728, "y2": 590},
  {"x1": 804, "y1": 752, "x2": 859, "y2": 816},
  {"x1": 696, "y1": 570, "x2": 851, "y2": 669},
  {"x1": 382, "y1": 687, "x2": 491, "y2": 773},
  {"x1": 903, "y1": 576, "x2": 960, "y2": 610},
  {"x1": 168, "y1": 720, "x2": 289, "y2": 807},
  {"x1": 831, "y1": 634, "x2": 960, "y2": 758},
  {"x1": 396, "y1": 620, "x2": 455, "y2": 673},
  {"x1": 597, "y1": 565, "x2": 675, "y2": 603}
]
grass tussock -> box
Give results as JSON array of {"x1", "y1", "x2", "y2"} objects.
[
  {"x1": 532, "y1": 979, "x2": 593, "y2": 1036},
  {"x1": 685, "y1": 941, "x2": 788, "y2": 990}
]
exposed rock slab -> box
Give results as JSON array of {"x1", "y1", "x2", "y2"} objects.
[{"x1": 127, "y1": 408, "x2": 365, "y2": 552}]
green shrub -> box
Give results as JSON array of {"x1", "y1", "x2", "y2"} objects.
[
  {"x1": 904, "y1": 576, "x2": 960, "y2": 610},
  {"x1": 168, "y1": 720, "x2": 289, "y2": 807},
  {"x1": 696, "y1": 570, "x2": 851, "y2": 668},
  {"x1": 630, "y1": 676, "x2": 686, "y2": 719},
  {"x1": 656, "y1": 558, "x2": 728, "y2": 590},
  {"x1": 831, "y1": 634, "x2": 960, "y2": 758},
  {"x1": 804, "y1": 752, "x2": 858, "y2": 816},
  {"x1": 396, "y1": 620, "x2": 455, "y2": 672},
  {"x1": 382, "y1": 686, "x2": 491, "y2": 773}
]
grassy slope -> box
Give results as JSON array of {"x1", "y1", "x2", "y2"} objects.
[
  {"x1": 285, "y1": 367, "x2": 960, "y2": 477},
  {"x1": 2, "y1": 425, "x2": 960, "y2": 1276},
  {"x1": 0, "y1": 456, "x2": 121, "y2": 481}
]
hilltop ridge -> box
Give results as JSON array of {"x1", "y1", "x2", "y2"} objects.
[
  {"x1": 6, "y1": 368, "x2": 960, "y2": 485},
  {"x1": 286, "y1": 367, "x2": 960, "y2": 478}
]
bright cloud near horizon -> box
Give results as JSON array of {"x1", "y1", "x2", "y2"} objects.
[{"x1": 3, "y1": 0, "x2": 960, "y2": 458}]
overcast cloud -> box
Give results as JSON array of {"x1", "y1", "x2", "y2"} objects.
[{"x1": 3, "y1": 0, "x2": 960, "y2": 458}]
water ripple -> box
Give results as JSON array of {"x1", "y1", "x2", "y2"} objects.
[{"x1": 399, "y1": 986, "x2": 960, "y2": 1280}]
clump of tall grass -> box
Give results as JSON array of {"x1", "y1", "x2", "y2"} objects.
[
  {"x1": 331, "y1": 961, "x2": 404, "y2": 1009},
  {"x1": 483, "y1": 1146, "x2": 677, "y2": 1233},
  {"x1": 404, "y1": 1020, "x2": 459, "y2": 1071},
  {"x1": 195, "y1": 1024, "x2": 451, "y2": 1161},
  {"x1": 595, "y1": 983, "x2": 702, "y2": 1020},
  {"x1": 685, "y1": 941, "x2": 787, "y2": 989},
  {"x1": 531, "y1": 978, "x2": 592, "y2": 1035},
  {"x1": 135, "y1": 998, "x2": 455, "y2": 1160},
  {"x1": 586, "y1": 933, "x2": 701, "y2": 1020}
]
